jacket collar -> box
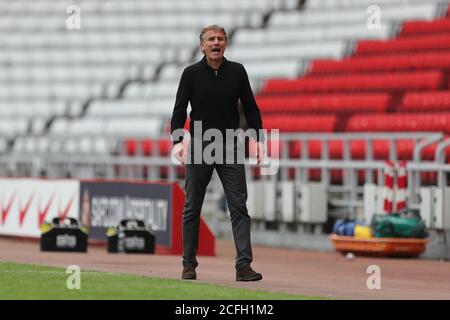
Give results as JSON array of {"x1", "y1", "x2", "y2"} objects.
[{"x1": 200, "y1": 55, "x2": 227, "y2": 70}]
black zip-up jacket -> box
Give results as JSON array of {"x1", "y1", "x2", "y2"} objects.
[{"x1": 170, "y1": 56, "x2": 264, "y2": 145}]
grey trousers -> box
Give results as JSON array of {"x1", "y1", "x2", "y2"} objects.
[{"x1": 182, "y1": 163, "x2": 253, "y2": 270}]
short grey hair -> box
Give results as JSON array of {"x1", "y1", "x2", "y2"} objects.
[{"x1": 199, "y1": 25, "x2": 228, "y2": 43}]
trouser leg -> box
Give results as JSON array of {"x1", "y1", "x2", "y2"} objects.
[
  {"x1": 182, "y1": 164, "x2": 214, "y2": 268},
  {"x1": 216, "y1": 163, "x2": 252, "y2": 270}
]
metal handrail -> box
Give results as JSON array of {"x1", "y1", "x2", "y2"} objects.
[
  {"x1": 414, "y1": 133, "x2": 444, "y2": 162},
  {"x1": 1, "y1": 132, "x2": 449, "y2": 222},
  {"x1": 435, "y1": 137, "x2": 450, "y2": 164}
]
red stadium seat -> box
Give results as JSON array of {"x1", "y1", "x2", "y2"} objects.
[
  {"x1": 398, "y1": 91, "x2": 450, "y2": 112},
  {"x1": 263, "y1": 115, "x2": 337, "y2": 132},
  {"x1": 309, "y1": 52, "x2": 450, "y2": 74},
  {"x1": 289, "y1": 140, "x2": 343, "y2": 159},
  {"x1": 124, "y1": 139, "x2": 137, "y2": 155},
  {"x1": 124, "y1": 139, "x2": 153, "y2": 156},
  {"x1": 256, "y1": 93, "x2": 390, "y2": 114},
  {"x1": 400, "y1": 19, "x2": 450, "y2": 36},
  {"x1": 261, "y1": 71, "x2": 443, "y2": 94},
  {"x1": 157, "y1": 138, "x2": 171, "y2": 156},
  {"x1": 156, "y1": 138, "x2": 186, "y2": 179},
  {"x1": 288, "y1": 139, "x2": 440, "y2": 161},
  {"x1": 350, "y1": 140, "x2": 439, "y2": 161},
  {"x1": 346, "y1": 113, "x2": 450, "y2": 133},
  {"x1": 355, "y1": 34, "x2": 450, "y2": 55},
  {"x1": 285, "y1": 167, "x2": 367, "y2": 184},
  {"x1": 141, "y1": 139, "x2": 153, "y2": 155}
]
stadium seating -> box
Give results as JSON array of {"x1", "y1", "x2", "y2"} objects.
[
  {"x1": 269, "y1": 3, "x2": 438, "y2": 27},
  {"x1": 305, "y1": 0, "x2": 445, "y2": 10},
  {"x1": 0, "y1": 119, "x2": 29, "y2": 138},
  {"x1": 400, "y1": 18, "x2": 450, "y2": 36},
  {"x1": 346, "y1": 113, "x2": 450, "y2": 133},
  {"x1": 261, "y1": 71, "x2": 444, "y2": 94},
  {"x1": 0, "y1": 138, "x2": 7, "y2": 154},
  {"x1": 1, "y1": 0, "x2": 450, "y2": 185},
  {"x1": 225, "y1": 41, "x2": 347, "y2": 61},
  {"x1": 124, "y1": 138, "x2": 172, "y2": 157},
  {"x1": 398, "y1": 91, "x2": 450, "y2": 112},
  {"x1": 0, "y1": 100, "x2": 67, "y2": 117},
  {"x1": 253, "y1": 0, "x2": 450, "y2": 172},
  {"x1": 13, "y1": 136, "x2": 110, "y2": 155},
  {"x1": 288, "y1": 139, "x2": 443, "y2": 161},
  {"x1": 88, "y1": 99, "x2": 174, "y2": 117},
  {"x1": 309, "y1": 52, "x2": 450, "y2": 74},
  {"x1": 355, "y1": 34, "x2": 450, "y2": 55},
  {"x1": 0, "y1": 0, "x2": 299, "y2": 157},
  {"x1": 233, "y1": 23, "x2": 391, "y2": 44},
  {"x1": 49, "y1": 117, "x2": 164, "y2": 137},
  {"x1": 263, "y1": 115, "x2": 337, "y2": 132},
  {"x1": 256, "y1": 93, "x2": 391, "y2": 114}
]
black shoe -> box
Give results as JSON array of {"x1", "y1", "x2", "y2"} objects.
[
  {"x1": 236, "y1": 265, "x2": 262, "y2": 281},
  {"x1": 182, "y1": 266, "x2": 197, "y2": 280}
]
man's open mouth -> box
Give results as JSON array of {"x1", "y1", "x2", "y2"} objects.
[{"x1": 212, "y1": 48, "x2": 221, "y2": 52}]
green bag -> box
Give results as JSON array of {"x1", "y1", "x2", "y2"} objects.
[{"x1": 372, "y1": 211, "x2": 428, "y2": 239}]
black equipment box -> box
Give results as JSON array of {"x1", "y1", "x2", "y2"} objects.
[
  {"x1": 40, "y1": 217, "x2": 88, "y2": 252},
  {"x1": 107, "y1": 219, "x2": 155, "y2": 254}
]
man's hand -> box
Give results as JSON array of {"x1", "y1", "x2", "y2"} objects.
[
  {"x1": 172, "y1": 142, "x2": 185, "y2": 165},
  {"x1": 256, "y1": 141, "x2": 265, "y2": 166}
]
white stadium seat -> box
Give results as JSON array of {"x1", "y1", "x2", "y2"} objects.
[
  {"x1": 233, "y1": 23, "x2": 392, "y2": 44},
  {"x1": 269, "y1": 3, "x2": 439, "y2": 27},
  {"x1": 105, "y1": 118, "x2": 163, "y2": 137},
  {"x1": 159, "y1": 64, "x2": 188, "y2": 81},
  {"x1": 226, "y1": 41, "x2": 347, "y2": 61},
  {"x1": 0, "y1": 119, "x2": 29, "y2": 137},
  {"x1": 244, "y1": 60, "x2": 303, "y2": 79},
  {"x1": 70, "y1": 119, "x2": 107, "y2": 135},
  {"x1": 0, "y1": 0, "x2": 296, "y2": 14},
  {"x1": 13, "y1": 136, "x2": 49, "y2": 153},
  {"x1": 88, "y1": 98, "x2": 173, "y2": 117},
  {"x1": 0, "y1": 100, "x2": 66, "y2": 117},
  {"x1": 123, "y1": 81, "x2": 178, "y2": 99},
  {"x1": 30, "y1": 118, "x2": 48, "y2": 134},
  {"x1": 306, "y1": 0, "x2": 445, "y2": 10},
  {"x1": 0, "y1": 138, "x2": 7, "y2": 153}
]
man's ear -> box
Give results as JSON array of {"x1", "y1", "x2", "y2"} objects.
[{"x1": 199, "y1": 43, "x2": 205, "y2": 54}]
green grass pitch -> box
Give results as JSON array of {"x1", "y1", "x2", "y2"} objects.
[{"x1": 0, "y1": 262, "x2": 325, "y2": 300}]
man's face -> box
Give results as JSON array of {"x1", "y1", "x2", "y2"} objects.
[{"x1": 200, "y1": 29, "x2": 227, "y2": 61}]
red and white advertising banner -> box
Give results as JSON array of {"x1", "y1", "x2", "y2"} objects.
[{"x1": 0, "y1": 178, "x2": 80, "y2": 237}]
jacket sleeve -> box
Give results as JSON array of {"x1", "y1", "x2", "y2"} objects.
[
  {"x1": 239, "y1": 65, "x2": 265, "y2": 142},
  {"x1": 170, "y1": 68, "x2": 190, "y2": 144}
]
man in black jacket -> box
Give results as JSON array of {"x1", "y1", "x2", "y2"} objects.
[{"x1": 171, "y1": 25, "x2": 264, "y2": 281}]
